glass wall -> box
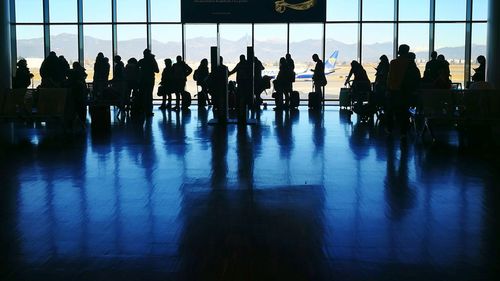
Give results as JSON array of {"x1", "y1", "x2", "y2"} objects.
[
  {"x1": 11, "y1": 0, "x2": 488, "y2": 100},
  {"x1": 184, "y1": 24, "x2": 217, "y2": 94},
  {"x1": 362, "y1": 24, "x2": 394, "y2": 82},
  {"x1": 435, "y1": 24, "x2": 466, "y2": 84},
  {"x1": 325, "y1": 24, "x2": 358, "y2": 99},
  {"x1": 50, "y1": 25, "x2": 78, "y2": 64},
  {"x1": 83, "y1": 0, "x2": 112, "y2": 22},
  {"x1": 15, "y1": 25, "x2": 44, "y2": 87},
  {"x1": 289, "y1": 24, "x2": 323, "y2": 98},
  {"x1": 398, "y1": 24, "x2": 430, "y2": 73},
  {"x1": 254, "y1": 24, "x2": 287, "y2": 77},
  {"x1": 84, "y1": 25, "x2": 113, "y2": 82}
]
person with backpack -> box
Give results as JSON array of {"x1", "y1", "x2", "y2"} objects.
[
  {"x1": 172, "y1": 55, "x2": 192, "y2": 110},
  {"x1": 194, "y1": 58, "x2": 210, "y2": 106}
]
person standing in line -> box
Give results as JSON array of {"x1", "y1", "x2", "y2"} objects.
[
  {"x1": 172, "y1": 55, "x2": 192, "y2": 110},
  {"x1": 138, "y1": 49, "x2": 159, "y2": 116},
  {"x1": 311, "y1": 53, "x2": 326, "y2": 109},
  {"x1": 159, "y1": 58, "x2": 174, "y2": 109},
  {"x1": 13, "y1": 59, "x2": 34, "y2": 89},
  {"x1": 194, "y1": 58, "x2": 210, "y2": 106},
  {"x1": 386, "y1": 44, "x2": 413, "y2": 139}
]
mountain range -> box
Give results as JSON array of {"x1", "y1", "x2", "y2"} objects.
[{"x1": 16, "y1": 33, "x2": 486, "y2": 65}]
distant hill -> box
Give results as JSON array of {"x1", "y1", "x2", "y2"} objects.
[{"x1": 17, "y1": 33, "x2": 486, "y2": 65}]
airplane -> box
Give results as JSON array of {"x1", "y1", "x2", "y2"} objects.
[{"x1": 262, "y1": 50, "x2": 339, "y2": 81}]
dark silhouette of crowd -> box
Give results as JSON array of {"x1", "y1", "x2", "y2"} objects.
[{"x1": 12, "y1": 45, "x2": 487, "y2": 133}]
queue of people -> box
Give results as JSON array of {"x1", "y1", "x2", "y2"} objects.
[{"x1": 12, "y1": 47, "x2": 487, "y2": 126}]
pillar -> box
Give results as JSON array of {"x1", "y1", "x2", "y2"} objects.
[
  {"x1": 487, "y1": 0, "x2": 500, "y2": 88},
  {"x1": 0, "y1": 0, "x2": 12, "y2": 93}
]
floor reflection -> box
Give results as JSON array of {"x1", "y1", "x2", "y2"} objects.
[{"x1": 0, "y1": 108, "x2": 499, "y2": 280}]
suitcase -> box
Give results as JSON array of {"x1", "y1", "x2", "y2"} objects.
[
  {"x1": 339, "y1": 87, "x2": 351, "y2": 109},
  {"x1": 197, "y1": 91, "x2": 207, "y2": 107},
  {"x1": 290, "y1": 91, "x2": 300, "y2": 108},
  {"x1": 308, "y1": 91, "x2": 321, "y2": 109},
  {"x1": 182, "y1": 91, "x2": 191, "y2": 109},
  {"x1": 90, "y1": 105, "x2": 111, "y2": 131}
]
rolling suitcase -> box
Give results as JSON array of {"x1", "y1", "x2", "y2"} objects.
[
  {"x1": 339, "y1": 87, "x2": 351, "y2": 109},
  {"x1": 308, "y1": 86, "x2": 321, "y2": 109},
  {"x1": 182, "y1": 91, "x2": 192, "y2": 109},
  {"x1": 290, "y1": 91, "x2": 300, "y2": 108}
]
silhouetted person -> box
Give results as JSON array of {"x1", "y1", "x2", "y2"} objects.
[
  {"x1": 344, "y1": 60, "x2": 370, "y2": 91},
  {"x1": 229, "y1": 55, "x2": 253, "y2": 111},
  {"x1": 311, "y1": 53, "x2": 326, "y2": 109},
  {"x1": 138, "y1": 49, "x2": 159, "y2": 116},
  {"x1": 423, "y1": 51, "x2": 440, "y2": 85},
  {"x1": 387, "y1": 44, "x2": 413, "y2": 139},
  {"x1": 112, "y1": 55, "x2": 127, "y2": 110},
  {"x1": 285, "y1": 53, "x2": 295, "y2": 91},
  {"x1": 274, "y1": 57, "x2": 293, "y2": 110},
  {"x1": 374, "y1": 55, "x2": 389, "y2": 108},
  {"x1": 253, "y1": 56, "x2": 265, "y2": 106},
  {"x1": 406, "y1": 52, "x2": 422, "y2": 106},
  {"x1": 172, "y1": 55, "x2": 192, "y2": 110},
  {"x1": 93, "y1": 52, "x2": 110, "y2": 95},
  {"x1": 471, "y1": 55, "x2": 486, "y2": 83},
  {"x1": 194, "y1": 58, "x2": 210, "y2": 106},
  {"x1": 434, "y1": 54, "x2": 451, "y2": 89},
  {"x1": 125, "y1": 58, "x2": 140, "y2": 101},
  {"x1": 40, "y1": 51, "x2": 60, "y2": 88},
  {"x1": 159, "y1": 58, "x2": 174, "y2": 109},
  {"x1": 67, "y1": 61, "x2": 88, "y2": 121},
  {"x1": 13, "y1": 59, "x2": 34, "y2": 89},
  {"x1": 345, "y1": 60, "x2": 370, "y2": 109},
  {"x1": 57, "y1": 55, "x2": 70, "y2": 86},
  {"x1": 208, "y1": 56, "x2": 229, "y2": 118},
  {"x1": 284, "y1": 54, "x2": 295, "y2": 108}
]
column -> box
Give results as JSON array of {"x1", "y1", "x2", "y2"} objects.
[
  {"x1": 0, "y1": 0, "x2": 11, "y2": 92},
  {"x1": 487, "y1": 0, "x2": 500, "y2": 88}
]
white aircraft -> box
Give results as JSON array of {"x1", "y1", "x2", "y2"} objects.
[{"x1": 262, "y1": 51, "x2": 339, "y2": 81}]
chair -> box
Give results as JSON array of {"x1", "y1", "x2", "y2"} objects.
[
  {"x1": 418, "y1": 89, "x2": 458, "y2": 141},
  {"x1": 0, "y1": 89, "x2": 28, "y2": 118},
  {"x1": 35, "y1": 88, "x2": 69, "y2": 121}
]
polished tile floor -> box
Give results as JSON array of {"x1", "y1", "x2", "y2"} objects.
[{"x1": 1, "y1": 108, "x2": 499, "y2": 281}]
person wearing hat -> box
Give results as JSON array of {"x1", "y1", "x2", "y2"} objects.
[
  {"x1": 386, "y1": 44, "x2": 412, "y2": 139},
  {"x1": 13, "y1": 59, "x2": 34, "y2": 89}
]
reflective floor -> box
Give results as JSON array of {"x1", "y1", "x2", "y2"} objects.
[{"x1": 1, "y1": 108, "x2": 499, "y2": 281}]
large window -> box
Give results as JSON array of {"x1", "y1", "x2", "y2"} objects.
[
  {"x1": 327, "y1": 0, "x2": 358, "y2": 21},
  {"x1": 151, "y1": 0, "x2": 181, "y2": 22},
  {"x1": 84, "y1": 25, "x2": 113, "y2": 81},
  {"x1": 254, "y1": 24, "x2": 287, "y2": 76},
  {"x1": 363, "y1": 0, "x2": 394, "y2": 21},
  {"x1": 290, "y1": 24, "x2": 323, "y2": 98},
  {"x1": 83, "y1": 0, "x2": 112, "y2": 23},
  {"x1": 399, "y1": 0, "x2": 430, "y2": 21},
  {"x1": 15, "y1": 0, "x2": 43, "y2": 23},
  {"x1": 325, "y1": 24, "x2": 358, "y2": 99},
  {"x1": 399, "y1": 24, "x2": 430, "y2": 73},
  {"x1": 362, "y1": 24, "x2": 394, "y2": 82},
  {"x1": 117, "y1": 25, "x2": 147, "y2": 61},
  {"x1": 117, "y1": 0, "x2": 146, "y2": 22},
  {"x1": 10, "y1": 0, "x2": 489, "y2": 99},
  {"x1": 50, "y1": 25, "x2": 78, "y2": 64},
  {"x1": 471, "y1": 23, "x2": 487, "y2": 75},
  {"x1": 435, "y1": 24, "x2": 466, "y2": 84},
  {"x1": 184, "y1": 24, "x2": 217, "y2": 94},
  {"x1": 49, "y1": 0, "x2": 77, "y2": 23},
  {"x1": 16, "y1": 26, "x2": 45, "y2": 87}
]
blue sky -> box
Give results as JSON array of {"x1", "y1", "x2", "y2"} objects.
[{"x1": 14, "y1": 0, "x2": 488, "y2": 46}]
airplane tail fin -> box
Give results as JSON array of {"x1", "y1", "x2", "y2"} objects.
[{"x1": 325, "y1": 50, "x2": 339, "y2": 71}]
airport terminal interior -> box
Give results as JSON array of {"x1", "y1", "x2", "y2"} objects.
[{"x1": 1, "y1": 1, "x2": 500, "y2": 280}]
